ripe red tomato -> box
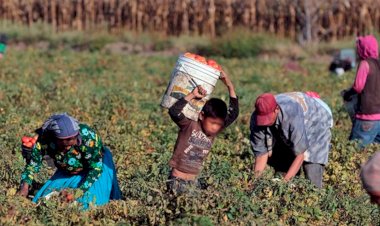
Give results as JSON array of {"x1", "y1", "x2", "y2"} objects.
[
  {"x1": 31, "y1": 136, "x2": 38, "y2": 143},
  {"x1": 22, "y1": 136, "x2": 31, "y2": 143},
  {"x1": 214, "y1": 64, "x2": 222, "y2": 71},
  {"x1": 195, "y1": 55, "x2": 207, "y2": 64},
  {"x1": 207, "y1": 59, "x2": 222, "y2": 71},
  {"x1": 184, "y1": 52, "x2": 196, "y2": 60},
  {"x1": 207, "y1": 59, "x2": 217, "y2": 65},
  {"x1": 66, "y1": 194, "x2": 74, "y2": 202},
  {"x1": 24, "y1": 142, "x2": 33, "y2": 148}
]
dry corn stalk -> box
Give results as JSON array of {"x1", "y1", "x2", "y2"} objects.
[{"x1": 0, "y1": 0, "x2": 379, "y2": 41}]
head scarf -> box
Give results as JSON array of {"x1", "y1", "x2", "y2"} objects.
[
  {"x1": 361, "y1": 151, "x2": 380, "y2": 193},
  {"x1": 41, "y1": 113, "x2": 80, "y2": 139},
  {"x1": 356, "y1": 35, "x2": 379, "y2": 60}
]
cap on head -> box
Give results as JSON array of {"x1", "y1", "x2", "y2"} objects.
[
  {"x1": 42, "y1": 113, "x2": 80, "y2": 139},
  {"x1": 361, "y1": 151, "x2": 380, "y2": 193},
  {"x1": 254, "y1": 93, "x2": 277, "y2": 126}
]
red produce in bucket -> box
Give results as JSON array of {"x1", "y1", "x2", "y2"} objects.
[
  {"x1": 207, "y1": 59, "x2": 222, "y2": 71},
  {"x1": 194, "y1": 55, "x2": 207, "y2": 64},
  {"x1": 184, "y1": 52, "x2": 196, "y2": 60},
  {"x1": 183, "y1": 52, "x2": 222, "y2": 70}
]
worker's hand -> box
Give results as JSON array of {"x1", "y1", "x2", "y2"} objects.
[
  {"x1": 21, "y1": 145, "x2": 33, "y2": 164},
  {"x1": 18, "y1": 183, "x2": 29, "y2": 197},
  {"x1": 21, "y1": 136, "x2": 38, "y2": 164},
  {"x1": 194, "y1": 85, "x2": 207, "y2": 98},
  {"x1": 254, "y1": 170, "x2": 264, "y2": 179},
  {"x1": 342, "y1": 90, "x2": 351, "y2": 101},
  {"x1": 185, "y1": 85, "x2": 207, "y2": 101},
  {"x1": 220, "y1": 70, "x2": 233, "y2": 87},
  {"x1": 220, "y1": 70, "x2": 237, "y2": 98},
  {"x1": 341, "y1": 88, "x2": 356, "y2": 102}
]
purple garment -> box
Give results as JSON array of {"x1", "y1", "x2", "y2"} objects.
[{"x1": 41, "y1": 113, "x2": 80, "y2": 139}]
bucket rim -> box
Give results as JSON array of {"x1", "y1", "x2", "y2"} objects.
[
  {"x1": 176, "y1": 62, "x2": 220, "y2": 82},
  {"x1": 178, "y1": 54, "x2": 221, "y2": 77}
]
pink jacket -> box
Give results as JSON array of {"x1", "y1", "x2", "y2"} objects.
[{"x1": 353, "y1": 35, "x2": 380, "y2": 120}]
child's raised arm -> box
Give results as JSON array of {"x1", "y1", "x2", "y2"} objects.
[
  {"x1": 169, "y1": 86, "x2": 206, "y2": 128},
  {"x1": 220, "y1": 70, "x2": 237, "y2": 98},
  {"x1": 220, "y1": 71, "x2": 239, "y2": 127}
]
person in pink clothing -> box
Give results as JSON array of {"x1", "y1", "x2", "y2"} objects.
[{"x1": 343, "y1": 35, "x2": 380, "y2": 147}]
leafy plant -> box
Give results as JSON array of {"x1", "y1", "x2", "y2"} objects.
[{"x1": 0, "y1": 36, "x2": 379, "y2": 225}]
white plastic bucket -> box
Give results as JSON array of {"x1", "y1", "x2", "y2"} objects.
[{"x1": 161, "y1": 54, "x2": 221, "y2": 121}]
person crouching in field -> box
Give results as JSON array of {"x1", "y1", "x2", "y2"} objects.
[
  {"x1": 18, "y1": 113, "x2": 121, "y2": 209},
  {"x1": 342, "y1": 35, "x2": 380, "y2": 148},
  {"x1": 250, "y1": 92, "x2": 333, "y2": 188},
  {"x1": 361, "y1": 152, "x2": 380, "y2": 205},
  {"x1": 167, "y1": 71, "x2": 239, "y2": 194},
  {"x1": 0, "y1": 33, "x2": 8, "y2": 59}
]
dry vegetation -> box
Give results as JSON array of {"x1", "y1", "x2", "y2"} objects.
[
  {"x1": 0, "y1": 43, "x2": 379, "y2": 225},
  {"x1": 1, "y1": 0, "x2": 380, "y2": 41}
]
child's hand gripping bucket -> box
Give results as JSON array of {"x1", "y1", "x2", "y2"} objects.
[{"x1": 161, "y1": 54, "x2": 221, "y2": 121}]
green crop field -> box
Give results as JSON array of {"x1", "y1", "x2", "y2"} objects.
[{"x1": 0, "y1": 36, "x2": 379, "y2": 225}]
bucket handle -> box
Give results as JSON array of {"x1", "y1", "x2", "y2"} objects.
[{"x1": 177, "y1": 62, "x2": 199, "y2": 88}]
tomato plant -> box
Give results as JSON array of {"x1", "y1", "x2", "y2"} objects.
[{"x1": 0, "y1": 43, "x2": 378, "y2": 225}]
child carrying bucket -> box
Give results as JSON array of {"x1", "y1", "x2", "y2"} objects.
[
  {"x1": 165, "y1": 67, "x2": 239, "y2": 194},
  {"x1": 162, "y1": 53, "x2": 227, "y2": 121}
]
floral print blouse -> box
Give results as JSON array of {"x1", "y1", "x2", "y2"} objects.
[{"x1": 21, "y1": 124, "x2": 104, "y2": 192}]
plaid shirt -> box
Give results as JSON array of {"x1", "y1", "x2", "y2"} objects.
[{"x1": 250, "y1": 92, "x2": 333, "y2": 165}]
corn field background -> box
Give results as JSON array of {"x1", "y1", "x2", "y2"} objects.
[
  {"x1": 0, "y1": 0, "x2": 380, "y2": 42},
  {"x1": 2, "y1": 1, "x2": 380, "y2": 225}
]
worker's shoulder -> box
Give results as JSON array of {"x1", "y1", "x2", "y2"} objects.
[{"x1": 78, "y1": 123, "x2": 99, "y2": 138}]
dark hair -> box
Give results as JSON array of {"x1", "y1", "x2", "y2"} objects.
[{"x1": 202, "y1": 98, "x2": 228, "y2": 119}]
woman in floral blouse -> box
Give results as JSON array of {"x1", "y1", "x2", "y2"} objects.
[{"x1": 18, "y1": 113, "x2": 121, "y2": 209}]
